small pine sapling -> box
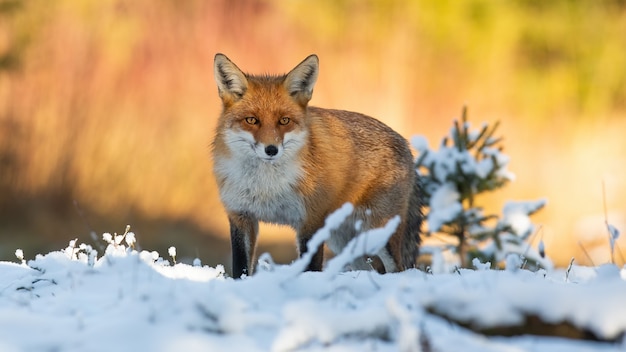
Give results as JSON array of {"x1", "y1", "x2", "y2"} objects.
[{"x1": 413, "y1": 107, "x2": 549, "y2": 270}]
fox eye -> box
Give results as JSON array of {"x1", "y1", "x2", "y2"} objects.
[
  {"x1": 279, "y1": 117, "x2": 290, "y2": 125},
  {"x1": 244, "y1": 117, "x2": 258, "y2": 125}
]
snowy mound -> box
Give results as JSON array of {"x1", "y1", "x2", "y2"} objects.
[{"x1": 1, "y1": 234, "x2": 625, "y2": 351}]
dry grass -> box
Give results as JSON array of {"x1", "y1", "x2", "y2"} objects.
[{"x1": 1, "y1": 0, "x2": 625, "y2": 266}]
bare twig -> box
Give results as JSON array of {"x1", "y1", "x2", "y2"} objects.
[
  {"x1": 565, "y1": 257, "x2": 575, "y2": 282},
  {"x1": 602, "y1": 180, "x2": 615, "y2": 264},
  {"x1": 577, "y1": 241, "x2": 595, "y2": 267}
]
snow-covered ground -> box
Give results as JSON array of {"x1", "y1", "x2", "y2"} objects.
[{"x1": 1, "y1": 227, "x2": 626, "y2": 352}]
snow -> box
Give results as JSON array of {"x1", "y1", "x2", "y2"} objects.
[
  {"x1": 608, "y1": 224, "x2": 621, "y2": 241},
  {"x1": 125, "y1": 232, "x2": 136, "y2": 247},
  {"x1": 325, "y1": 215, "x2": 399, "y2": 274},
  {"x1": 1, "y1": 228, "x2": 626, "y2": 352},
  {"x1": 410, "y1": 132, "x2": 515, "y2": 190},
  {"x1": 426, "y1": 182, "x2": 462, "y2": 232},
  {"x1": 502, "y1": 199, "x2": 547, "y2": 238},
  {"x1": 608, "y1": 224, "x2": 621, "y2": 256}
]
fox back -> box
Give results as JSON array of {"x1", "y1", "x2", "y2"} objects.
[{"x1": 212, "y1": 54, "x2": 422, "y2": 278}]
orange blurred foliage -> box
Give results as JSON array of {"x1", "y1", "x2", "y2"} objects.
[{"x1": 0, "y1": 0, "x2": 625, "y2": 266}]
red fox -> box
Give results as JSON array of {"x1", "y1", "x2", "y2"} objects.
[{"x1": 212, "y1": 53, "x2": 422, "y2": 278}]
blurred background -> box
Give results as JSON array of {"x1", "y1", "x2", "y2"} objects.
[{"x1": 0, "y1": 0, "x2": 625, "y2": 268}]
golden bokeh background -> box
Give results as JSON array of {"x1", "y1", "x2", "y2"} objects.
[{"x1": 1, "y1": 0, "x2": 625, "y2": 267}]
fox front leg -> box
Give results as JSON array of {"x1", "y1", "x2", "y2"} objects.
[
  {"x1": 297, "y1": 219, "x2": 325, "y2": 272},
  {"x1": 300, "y1": 238, "x2": 324, "y2": 271},
  {"x1": 228, "y1": 213, "x2": 259, "y2": 278}
]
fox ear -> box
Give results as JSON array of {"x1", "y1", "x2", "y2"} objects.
[
  {"x1": 214, "y1": 53, "x2": 248, "y2": 101},
  {"x1": 284, "y1": 54, "x2": 319, "y2": 105}
]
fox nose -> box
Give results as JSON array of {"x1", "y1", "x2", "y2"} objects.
[{"x1": 265, "y1": 145, "x2": 278, "y2": 157}]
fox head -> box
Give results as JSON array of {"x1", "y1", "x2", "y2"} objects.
[{"x1": 213, "y1": 54, "x2": 318, "y2": 162}]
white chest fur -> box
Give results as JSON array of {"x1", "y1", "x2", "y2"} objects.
[{"x1": 214, "y1": 152, "x2": 306, "y2": 227}]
